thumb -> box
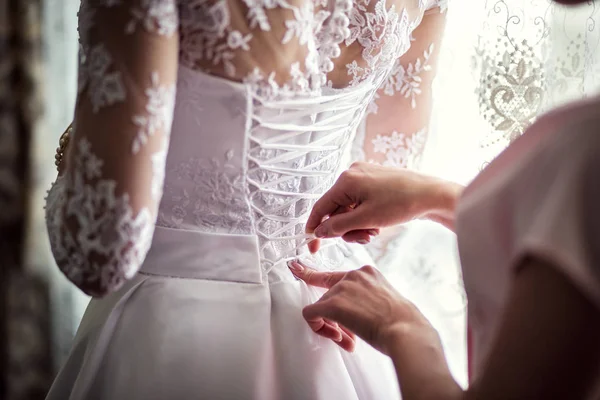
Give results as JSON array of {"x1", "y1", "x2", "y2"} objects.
[
  {"x1": 306, "y1": 176, "x2": 359, "y2": 234},
  {"x1": 289, "y1": 262, "x2": 347, "y2": 289},
  {"x1": 314, "y1": 205, "x2": 375, "y2": 238},
  {"x1": 302, "y1": 300, "x2": 339, "y2": 328}
]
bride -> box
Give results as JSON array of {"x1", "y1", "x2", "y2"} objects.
[{"x1": 45, "y1": 0, "x2": 447, "y2": 398}]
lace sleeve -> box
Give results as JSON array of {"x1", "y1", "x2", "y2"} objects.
[
  {"x1": 352, "y1": 3, "x2": 447, "y2": 262},
  {"x1": 357, "y1": 4, "x2": 446, "y2": 167},
  {"x1": 44, "y1": 0, "x2": 178, "y2": 297}
]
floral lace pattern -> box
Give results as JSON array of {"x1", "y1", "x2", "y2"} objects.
[
  {"x1": 82, "y1": 44, "x2": 127, "y2": 112},
  {"x1": 178, "y1": 0, "x2": 253, "y2": 78},
  {"x1": 370, "y1": 128, "x2": 427, "y2": 167},
  {"x1": 355, "y1": 6, "x2": 445, "y2": 174},
  {"x1": 157, "y1": 150, "x2": 253, "y2": 234},
  {"x1": 381, "y1": 43, "x2": 434, "y2": 108},
  {"x1": 176, "y1": 0, "x2": 435, "y2": 98},
  {"x1": 473, "y1": 0, "x2": 600, "y2": 166},
  {"x1": 474, "y1": 5, "x2": 547, "y2": 149},
  {"x1": 132, "y1": 72, "x2": 176, "y2": 154},
  {"x1": 345, "y1": 1, "x2": 412, "y2": 85},
  {"x1": 45, "y1": 0, "x2": 178, "y2": 296},
  {"x1": 126, "y1": 0, "x2": 179, "y2": 35},
  {"x1": 178, "y1": 0, "x2": 328, "y2": 96},
  {"x1": 46, "y1": 139, "x2": 154, "y2": 296}
]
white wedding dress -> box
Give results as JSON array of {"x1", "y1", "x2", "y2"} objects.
[{"x1": 44, "y1": 0, "x2": 447, "y2": 398}]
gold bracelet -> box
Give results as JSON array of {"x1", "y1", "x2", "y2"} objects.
[{"x1": 55, "y1": 123, "x2": 72, "y2": 172}]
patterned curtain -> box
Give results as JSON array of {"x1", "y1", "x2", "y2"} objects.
[
  {"x1": 0, "y1": 0, "x2": 52, "y2": 398},
  {"x1": 0, "y1": 0, "x2": 82, "y2": 398},
  {"x1": 473, "y1": 0, "x2": 600, "y2": 167},
  {"x1": 425, "y1": 0, "x2": 600, "y2": 183}
]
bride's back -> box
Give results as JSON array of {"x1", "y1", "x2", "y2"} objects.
[
  {"x1": 152, "y1": 0, "x2": 439, "y2": 266},
  {"x1": 176, "y1": 0, "x2": 429, "y2": 93},
  {"x1": 46, "y1": 0, "x2": 445, "y2": 296}
]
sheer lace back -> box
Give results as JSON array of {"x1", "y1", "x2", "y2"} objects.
[{"x1": 177, "y1": 0, "x2": 427, "y2": 96}]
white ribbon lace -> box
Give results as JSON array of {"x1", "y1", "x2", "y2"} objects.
[{"x1": 245, "y1": 85, "x2": 375, "y2": 274}]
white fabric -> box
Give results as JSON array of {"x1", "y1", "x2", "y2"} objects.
[{"x1": 48, "y1": 223, "x2": 399, "y2": 399}]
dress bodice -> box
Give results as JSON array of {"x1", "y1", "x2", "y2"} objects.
[{"x1": 156, "y1": 66, "x2": 380, "y2": 273}]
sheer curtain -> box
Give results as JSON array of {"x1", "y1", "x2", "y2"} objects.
[
  {"x1": 427, "y1": 0, "x2": 600, "y2": 181},
  {"x1": 471, "y1": 0, "x2": 600, "y2": 168}
]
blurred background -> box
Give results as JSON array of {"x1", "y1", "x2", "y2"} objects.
[
  {"x1": 1, "y1": 0, "x2": 599, "y2": 398},
  {"x1": 1, "y1": 0, "x2": 86, "y2": 398}
]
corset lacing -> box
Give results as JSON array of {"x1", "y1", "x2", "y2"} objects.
[{"x1": 245, "y1": 84, "x2": 375, "y2": 274}]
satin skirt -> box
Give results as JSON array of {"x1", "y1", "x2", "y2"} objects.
[{"x1": 45, "y1": 226, "x2": 400, "y2": 400}]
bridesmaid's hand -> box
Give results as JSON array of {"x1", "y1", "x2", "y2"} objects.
[
  {"x1": 289, "y1": 261, "x2": 434, "y2": 355},
  {"x1": 306, "y1": 162, "x2": 463, "y2": 252}
]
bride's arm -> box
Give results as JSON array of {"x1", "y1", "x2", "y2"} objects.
[
  {"x1": 45, "y1": 0, "x2": 179, "y2": 297},
  {"x1": 348, "y1": 3, "x2": 448, "y2": 259},
  {"x1": 353, "y1": 2, "x2": 447, "y2": 168}
]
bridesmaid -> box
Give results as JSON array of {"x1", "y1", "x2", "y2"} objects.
[{"x1": 291, "y1": 1, "x2": 600, "y2": 397}]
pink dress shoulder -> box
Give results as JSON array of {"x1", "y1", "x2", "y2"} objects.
[{"x1": 456, "y1": 96, "x2": 600, "y2": 381}]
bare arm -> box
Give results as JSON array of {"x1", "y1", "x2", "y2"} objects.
[
  {"x1": 385, "y1": 258, "x2": 600, "y2": 400},
  {"x1": 294, "y1": 256, "x2": 600, "y2": 399},
  {"x1": 305, "y1": 162, "x2": 463, "y2": 241}
]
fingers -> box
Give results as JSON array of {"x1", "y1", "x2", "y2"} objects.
[
  {"x1": 303, "y1": 299, "x2": 353, "y2": 349},
  {"x1": 325, "y1": 206, "x2": 372, "y2": 242},
  {"x1": 313, "y1": 205, "x2": 375, "y2": 238},
  {"x1": 305, "y1": 315, "x2": 356, "y2": 352},
  {"x1": 307, "y1": 317, "x2": 343, "y2": 343},
  {"x1": 338, "y1": 326, "x2": 356, "y2": 352},
  {"x1": 307, "y1": 239, "x2": 320, "y2": 254},
  {"x1": 298, "y1": 265, "x2": 387, "y2": 353},
  {"x1": 306, "y1": 193, "x2": 342, "y2": 235},
  {"x1": 308, "y1": 228, "x2": 379, "y2": 253},
  {"x1": 306, "y1": 183, "x2": 356, "y2": 235},
  {"x1": 307, "y1": 206, "x2": 346, "y2": 254},
  {"x1": 289, "y1": 262, "x2": 347, "y2": 289},
  {"x1": 330, "y1": 325, "x2": 356, "y2": 352},
  {"x1": 290, "y1": 261, "x2": 357, "y2": 352},
  {"x1": 302, "y1": 299, "x2": 339, "y2": 329},
  {"x1": 309, "y1": 207, "x2": 374, "y2": 253},
  {"x1": 342, "y1": 229, "x2": 380, "y2": 244},
  {"x1": 309, "y1": 228, "x2": 379, "y2": 254}
]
